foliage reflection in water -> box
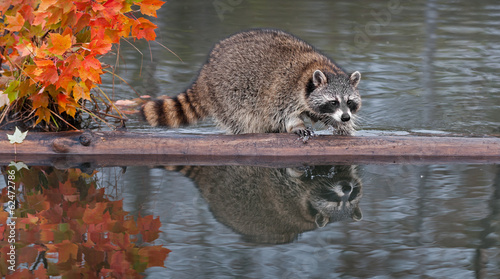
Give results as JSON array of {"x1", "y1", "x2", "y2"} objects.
[{"x1": 0, "y1": 165, "x2": 170, "y2": 278}]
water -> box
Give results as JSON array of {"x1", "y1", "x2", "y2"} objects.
[
  {"x1": 103, "y1": 0, "x2": 500, "y2": 136},
  {"x1": 3, "y1": 0, "x2": 500, "y2": 278}
]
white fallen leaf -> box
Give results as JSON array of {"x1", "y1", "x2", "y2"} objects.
[
  {"x1": 0, "y1": 91, "x2": 9, "y2": 108},
  {"x1": 7, "y1": 127, "x2": 28, "y2": 144},
  {"x1": 9, "y1": 161, "x2": 29, "y2": 171}
]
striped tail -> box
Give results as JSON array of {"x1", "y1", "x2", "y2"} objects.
[{"x1": 141, "y1": 88, "x2": 208, "y2": 127}]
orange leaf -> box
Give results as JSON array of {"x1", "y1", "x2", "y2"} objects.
[
  {"x1": 57, "y1": 93, "x2": 68, "y2": 109},
  {"x1": 138, "y1": 245, "x2": 170, "y2": 268},
  {"x1": 5, "y1": 13, "x2": 25, "y2": 32},
  {"x1": 137, "y1": 215, "x2": 162, "y2": 242},
  {"x1": 59, "y1": 180, "x2": 76, "y2": 195},
  {"x1": 102, "y1": 0, "x2": 123, "y2": 19},
  {"x1": 132, "y1": 18, "x2": 157, "y2": 41},
  {"x1": 88, "y1": 33, "x2": 112, "y2": 55},
  {"x1": 34, "y1": 59, "x2": 54, "y2": 67},
  {"x1": 34, "y1": 107, "x2": 52, "y2": 125},
  {"x1": 15, "y1": 39, "x2": 36, "y2": 57},
  {"x1": 20, "y1": 213, "x2": 39, "y2": 225},
  {"x1": 139, "y1": 0, "x2": 165, "y2": 17},
  {"x1": 109, "y1": 251, "x2": 130, "y2": 275},
  {"x1": 56, "y1": 240, "x2": 78, "y2": 263},
  {"x1": 82, "y1": 203, "x2": 107, "y2": 224},
  {"x1": 0, "y1": 211, "x2": 8, "y2": 224},
  {"x1": 34, "y1": 263, "x2": 47, "y2": 278},
  {"x1": 0, "y1": 225, "x2": 4, "y2": 241},
  {"x1": 78, "y1": 56, "x2": 103, "y2": 83},
  {"x1": 73, "y1": 82, "x2": 90, "y2": 102},
  {"x1": 38, "y1": 0, "x2": 58, "y2": 12},
  {"x1": 49, "y1": 33, "x2": 72, "y2": 56},
  {"x1": 33, "y1": 59, "x2": 59, "y2": 85},
  {"x1": 26, "y1": 192, "x2": 51, "y2": 212}
]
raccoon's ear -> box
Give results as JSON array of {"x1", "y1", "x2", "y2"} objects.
[
  {"x1": 349, "y1": 71, "x2": 361, "y2": 88},
  {"x1": 312, "y1": 70, "x2": 327, "y2": 87},
  {"x1": 352, "y1": 205, "x2": 363, "y2": 221}
]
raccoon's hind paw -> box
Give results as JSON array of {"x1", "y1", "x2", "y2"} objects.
[{"x1": 294, "y1": 127, "x2": 316, "y2": 143}]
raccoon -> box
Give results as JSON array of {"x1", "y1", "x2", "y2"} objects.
[
  {"x1": 167, "y1": 165, "x2": 363, "y2": 244},
  {"x1": 141, "y1": 29, "x2": 362, "y2": 137}
]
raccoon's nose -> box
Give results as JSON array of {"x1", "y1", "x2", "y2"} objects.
[
  {"x1": 342, "y1": 184, "x2": 353, "y2": 195},
  {"x1": 341, "y1": 113, "x2": 350, "y2": 122}
]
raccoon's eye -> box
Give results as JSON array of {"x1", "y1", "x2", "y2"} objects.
[
  {"x1": 331, "y1": 101, "x2": 338, "y2": 106},
  {"x1": 319, "y1": 102, "x2": 336, "y2": 113},
  {"x1": 347, "y1": 100, "x2": 358, "y2": 110}
]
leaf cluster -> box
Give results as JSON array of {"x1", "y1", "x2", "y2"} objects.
[
  {"x1": 0, "y1": 0, "x2": 164, "y2": 131},
  {"x1": 0, "y1": 166, "x2": 170, "y2": 278}
]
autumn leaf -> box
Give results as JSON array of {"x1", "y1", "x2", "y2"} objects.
[
  {"x1": 138, "y1": 245, "x2": 170, "y2": 268},
  {"x1": 9, "y1": 161, "x2": 29, "y2": 171},
  {"x1": 5, "y1": 13, "x2": 25, "y2": 32},
  {"x1": 49, "y1": 33, "x2": 72, "y2": 56},
  {"x1": 20, "y1": 213, "x2": 39, "y2": 225},
  {"x1": 7, "y1": 127, "x2": 28, "y2": 144},
  {"x1": 4, "y1": 80, "x2": 20, "y2": 103},
  {"x1": 73, "y1": 82, "x2": 90, "y2": 102},
  {"x1": 0, "y1": 224, "x2": 4, "y2": 241},
  {"x1": 88, "y1": 34, "x2": 113, "y2": 56},
  {"x1": 31, "y1": 91, "x2": 50, "y2": 108},
  {"x1": 137, "y1": 215, "x2": 162, "y2": 242},
  {"x1": 34, "y1": 263, "x2": 47, "y2": 278},
  {"x1": 34, "y1": 106, "x2": 52, "y2": 125},
  {"x1": 0, "y1": 211, "x2": 8, "y2": 224},
  {"x1": 132, "y1": 18, "x2": 158, "y2": 41},
  {"x1": 139, "y1": 0, "x2": 165, "y2": 17},
  {"x1": 0, "y1": 91, "x2": 10, "y2": 108},
  {"x1": 79, "y1": 56, "x2": 103, "y2": 83},
  {"x1": 82, "y1": 203, "x2": 108, "y2": 224},
  {"x1": 2, "y1": 0, "x2": 162, "y2": 132},
  {"x1": 56, "y1": 240, "x2": 79, "y2": 263}
]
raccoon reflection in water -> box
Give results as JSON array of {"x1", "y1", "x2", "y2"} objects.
[{"x1": 167, "y1": 165, "x2": 363, "y2": 244}]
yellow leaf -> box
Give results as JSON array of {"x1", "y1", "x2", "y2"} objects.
[{"x1": 49, "y1": 33, "x2": 72, "y2": 56}]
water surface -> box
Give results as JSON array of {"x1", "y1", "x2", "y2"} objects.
[{"x1": 3, "y1": 0, "x2": 500, "y2": 278}]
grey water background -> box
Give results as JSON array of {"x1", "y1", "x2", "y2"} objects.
[{"x1": 101, "y1": 0, "x2": 500, "y2": 278}]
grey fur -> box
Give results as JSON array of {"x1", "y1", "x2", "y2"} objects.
[
  {"x1": 170, "y1": 165, "x2": 363, "y2": 244},
  {"x1": 143, "y1": 29, "x2": 362, "y2": 136}
]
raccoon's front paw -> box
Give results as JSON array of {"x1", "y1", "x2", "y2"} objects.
[{"x1": 294, "y1": 127, "x2": 316, "y2": 143}]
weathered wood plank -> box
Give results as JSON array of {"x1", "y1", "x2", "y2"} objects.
[{"x1": 0, "y1": 131, "x2": 499, "y2": 166}]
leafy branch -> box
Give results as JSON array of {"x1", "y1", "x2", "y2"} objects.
[{"x1": 0, "y1": 0, "x2": 165, "y2": 131}]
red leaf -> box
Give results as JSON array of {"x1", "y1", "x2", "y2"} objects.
[
  {"x1": 31, "y1": 91, "x2": 50, "y2": 108},
  {"x1": 137, "y1": 215, "x2": 162, "y2": 242},
  {"x1": 78, "y1": 56, "x2": 103, "y2": 83},
  {"x1": 57, "y1": 93, "x2": 70, "y2": 110}
]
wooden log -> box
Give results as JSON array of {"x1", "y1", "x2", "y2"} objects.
[{"x1": 0, "y1": 131, "x2": 499, "y2": 167}]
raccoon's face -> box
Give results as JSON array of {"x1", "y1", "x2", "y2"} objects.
[
  {"x1": 306, "y1": 166, "x2": 363, "y2": 227},
  {"x1": 306, "y1": 70, "x2": 361, "y2": 134}
]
